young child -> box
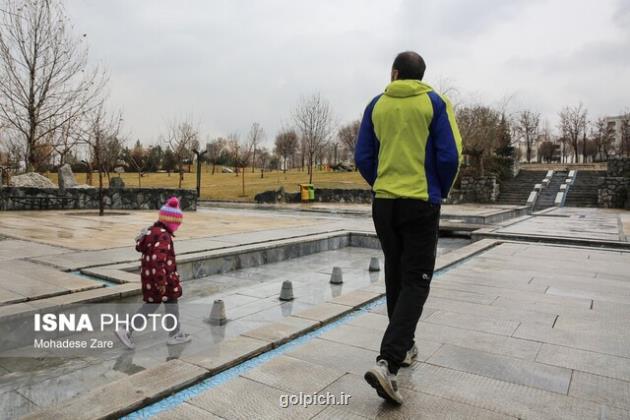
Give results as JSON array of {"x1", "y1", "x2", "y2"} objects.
[{"x1": 115, "y1": 196, "x2": 191, "y2": 349}]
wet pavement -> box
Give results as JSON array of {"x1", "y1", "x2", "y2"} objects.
[
  {"x1": 0, "y1": 239, "x2": 468, "y2": 418},
  {"x1": 147, "y1": 240, "x2": 630, "y2": 420},
  {"x1": 1, "y1": 205, "x2": 629, "y2": 419}
]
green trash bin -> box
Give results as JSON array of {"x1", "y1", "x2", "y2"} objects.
[
  {"x1": 308, "y1": 184, "x2": 315, "y2": 201},
  {"x1": 299, "y1": 184, "x2": 310, "y2": 202}
]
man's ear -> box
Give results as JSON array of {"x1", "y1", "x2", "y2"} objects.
[{"x1": 391, "y1": 69, "x2": 399, "y2": 81}]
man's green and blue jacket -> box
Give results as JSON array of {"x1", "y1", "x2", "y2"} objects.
[{"x1": 355, "y1": 79, "x2": 463, "y2": 204}]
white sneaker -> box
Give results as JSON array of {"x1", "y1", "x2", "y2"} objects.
[
  {"x1": 364, "y1": 359, "x2": 403, "y2": 404},
  {"x1": 401, "y1": 344, "x2": 418, "y2": 367},
  {"x1": 167, "y1": 331, "x2": 192, "y2": 346},
  {"x1": 115, "y1": 328, "x2": 135, "y2": 350}
]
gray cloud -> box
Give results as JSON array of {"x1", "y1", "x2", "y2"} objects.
[{"x1": 64, "y1": 0, "x2": 630, "y2": 144}]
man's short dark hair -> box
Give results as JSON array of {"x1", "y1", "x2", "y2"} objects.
[{"x1": 392, "y1": 51, "x2": 426, "y2": 80}]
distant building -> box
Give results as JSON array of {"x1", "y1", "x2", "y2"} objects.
[
  {"x1": 515, "y1": 135, "x2": 552, "y2": 163},
  {"x1": 606, "y1": 114, "x2": 628, "y2": 151}
]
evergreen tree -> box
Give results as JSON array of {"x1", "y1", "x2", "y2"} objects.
[
  {"x1": 162, "y1": 148, "x2": 178, "y2": 174},
  {"x1": 496, "y1": 113, "x2": 514, "y2": 158},
  {"x1": 146, "y1": 145, "x2": 163, "y2": 172}
]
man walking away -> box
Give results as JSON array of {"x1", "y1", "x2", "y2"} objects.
[{"x1": 355, "y1": 51, "x2": 462, "y2": 404}]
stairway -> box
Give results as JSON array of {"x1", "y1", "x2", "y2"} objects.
[
  {"x1": 564, "y1": 171, "x2": 605, "y2": 207},
  {"x1": 496, "y1": 170, "x2": 547, "y2": 205},
  {"x1": 534, "y1": 171, "x2": 567, "y2": 211}
]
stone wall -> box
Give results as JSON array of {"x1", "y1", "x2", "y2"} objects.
[
  {"x1": 0, "y1": 187, "x2": 197, "y2": 211},
  {"x1": 594, "y1": 158, "x2": 630, "y2": 208},
  {"x1": 255, "y1": 187, "x2": 373, "y2": 204},
  {"x1": 597, "y1": 178, "x2": 629, "y2": 209},
  {"x1": 257, "y1": 179, "x2": 499, "y2": 205},
  {"x1": 607, "y1": 158, "x2": 630, "y2": 177},
  {"x1": 445, "y1": 176, "x2": 499, "y2": 204},
  {"x1": 312, "y1": 188, "x2": 373, "y2": 203}
]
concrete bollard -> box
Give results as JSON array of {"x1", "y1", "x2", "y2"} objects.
[
  {"x1": 369, "y1": 271, "x2": 380, "y2": 283},
  {"x1": 279, "y1": 280, "x2": 294, "y2": 301},
  {"x1": 208, "y1": 299, "x2": 227, "y2": 325},
  {"x1": 330, "y1": 266, "x2": 343, "y2": 284},
  {"x1": 368, "y1": 257, "x2": 380, "y2": 272}
]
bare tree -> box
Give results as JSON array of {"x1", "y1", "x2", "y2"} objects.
[
  {"x1": 274, "y1": 129, "x2": 298, "y2": 173},
  {"x1": 558, "y1": 104, "x2": 588, "y2": 163},
  {"x1": 125, "y1": 139, "x2": 145, "y2": 187},
  {"x1": 558, "y1": 136, "x2": 572, "y2": 163},
  {"x1": 47, "y1": 113, "x2": 82, "y2": 166},
  {"x1": 247, "y1": 122, "x2": 264, "y2": 173},
  {"x1": 0, "y1": 0, "x2": 106, "y2": 171},
  {"x1": 226, "y1": 132, "x2": 240, "y2": 175},
  {"x1": 166, "y1": 119, "x2": 198, "y2": 188},
  {"x1": 314, "y1": 140, "x2": 329, "y2": 170},
  {"x1": 456, "y1": 104, "x2": 501, "y2": 175},
  {"x1": 580, "y1": 138, "x2": 597, "y2": 162},
  {"x1": 101, "y1": 134, "x2": 123, "y2": 183},
  {"x1": 293, "y1": 94, "x2": 334, "y2": 184},
  {"x1": 434, "y1": 76, "x2": 461, "y2": 105},
  {"x1": 591, "y1": 117, "x2": 615, "y2": 161},
  {"x1": 337, "y1": 120, "x2": 360, "y2": 163},
  {"x1": 2, "y1": 133, "x2": 26, "y2": 172},
  {"x1": 206, "y1": 136, "x2": 226, "y2": 174},
  {"x1": 226, "y1": 132, "x2": 253, "y2": 195},
  {"x1": 81, "y1": 104, "x2": 122, "y2": 216},
  {"x1": 538, "y1": 141, "x2": 556, "y2": 163},
  {"x1": 256, "y1": 146, "x2": 270, "y2": 178},
  {"x1": 515, "y1": 110, "x2": 540, "y2": 163},
  {"x1": 189, "y1": 136, "x2": 200, "y2": 173}
]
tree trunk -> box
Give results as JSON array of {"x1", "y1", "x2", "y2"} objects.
[
  {"x1": 582, "y1": 133, "x2": 586, "y2": 164},
  {"x1": 98, "y1": 169, "x2": 104, "y2": 216},
  {"x1": 308, "y1": 155, "x2": 314, "y2": 184},
  {"x1": 526, "y1": 142, "x2": 531, "y2": 163},
  {"x1": 241, "y1": 166, "x2": 246, "y2": 196}
]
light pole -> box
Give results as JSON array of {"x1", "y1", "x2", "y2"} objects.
[{"x1": 192, "y1": 149, "x2": 208, "y2": 199}]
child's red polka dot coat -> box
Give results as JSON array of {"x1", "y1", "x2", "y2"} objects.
[{"x1": 136, "y1": 222, "x2": 182, "y2": 303}]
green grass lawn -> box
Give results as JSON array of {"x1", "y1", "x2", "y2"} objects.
[{"x1": 45, "y1": 166, "x2": 369, "y2": 201}]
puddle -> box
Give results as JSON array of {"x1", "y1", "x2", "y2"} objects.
[{"x1": 71, "y1": 271, "x2": 118, "y2": 288}]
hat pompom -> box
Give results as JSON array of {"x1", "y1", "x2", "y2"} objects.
[{"x1": 159, "y1": 196, "x2": 183, "y2": 231}]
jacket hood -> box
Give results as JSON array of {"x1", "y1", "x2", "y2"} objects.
[{"x1": 384, "y1": 80, "x2": 433, "y2": 98}]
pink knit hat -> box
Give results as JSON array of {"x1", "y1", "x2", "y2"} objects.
[{"x1": 158, "y1": 196, "x2": 183, "y2": 232}]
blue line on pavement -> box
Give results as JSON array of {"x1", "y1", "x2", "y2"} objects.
[
  {"x1": 122, "y1": 250, "x2": 476, "y2": 419},
  {"x1": 122, "y1": 297, "x2": 386, "y2": 419}
]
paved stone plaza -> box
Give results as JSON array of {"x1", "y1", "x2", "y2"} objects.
[{"x1": 0, "y1": 205, "x2": 628, "y2": 419}]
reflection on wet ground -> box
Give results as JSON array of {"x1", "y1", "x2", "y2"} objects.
[{"x1": 0, "y1": 238, "x2": 469, "y2": 418}]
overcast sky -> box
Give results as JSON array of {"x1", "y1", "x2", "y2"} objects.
[{"x1": 65, "y1": 0, "x2": 630, "y2": 147}]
